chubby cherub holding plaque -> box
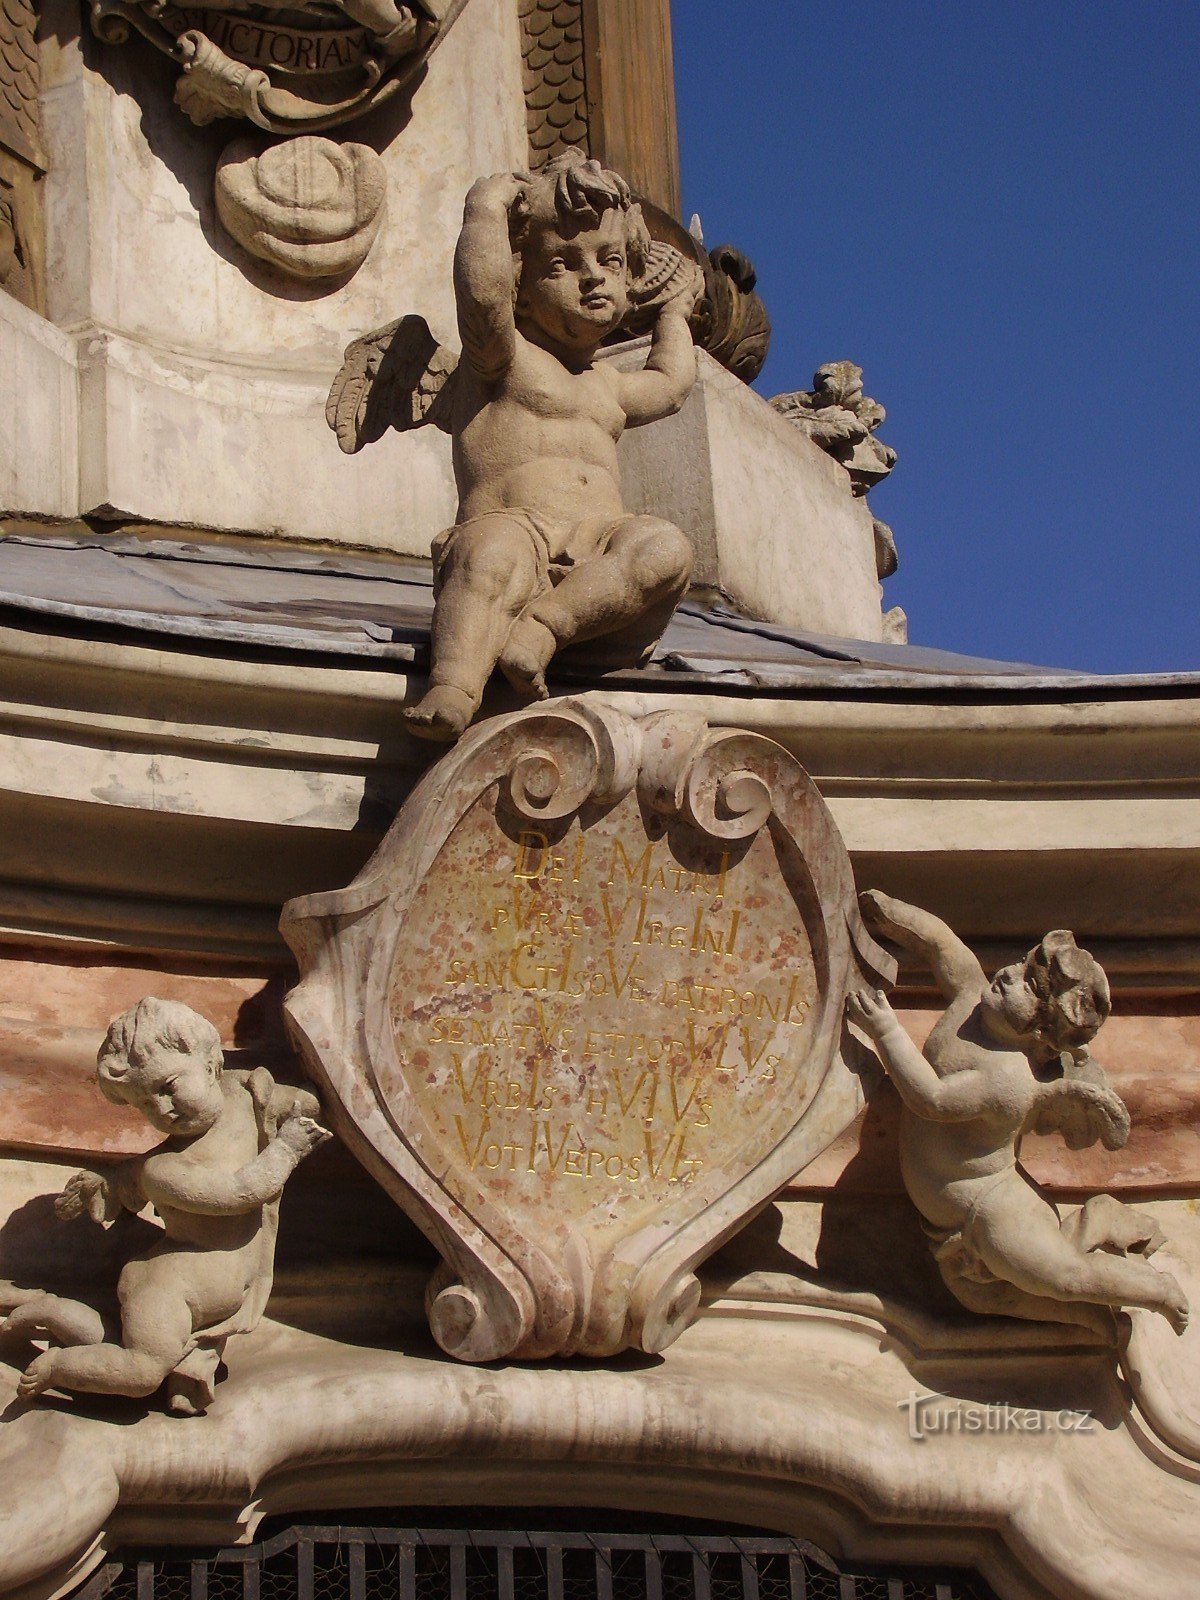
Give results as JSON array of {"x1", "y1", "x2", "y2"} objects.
[{"x1": 329, "y1": 150, "x2": 704, "y2": 741}]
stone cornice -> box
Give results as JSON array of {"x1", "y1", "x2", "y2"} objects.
[{"x1": 0, "y1": 622, "x2": 1197, "y2": 984}]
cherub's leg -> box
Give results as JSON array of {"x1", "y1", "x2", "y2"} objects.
[
  {"x1": 405, "y1": 516, "x2": 540, "y2": 742},
  {"x1": 938, "y1": 1265, "x2": 1115, "y2": 1339},
  {"x1": 499, "y1": 516, "x2": 692, "y2": 694},
  {"x1": 970, "y1": 1181, "x2": 1189, "y2": 1334},
  {"x1": 19, "y1": 1281, "x2": 193, "y2": 1401},
  {"x1": 1, "y1": 1293, "x2": 106, "y2": 1348}
]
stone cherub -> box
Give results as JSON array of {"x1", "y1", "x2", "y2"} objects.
[
  {"x1": 0, "y1": 997, "x2": 329, "y2": 1414},
  {"x1": 770, "y1": 360, "x2": 896, "y2": 497},
  {"x1": 328, "y1": 148, "x2": 704, "y2": 742},
  {"x1": 846, "y1": 891, "x2": 1189, "y2": 1336}
]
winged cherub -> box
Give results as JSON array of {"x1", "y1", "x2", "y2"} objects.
[
  {"x1": 328, "y1": 150, "x2": 704, "y2": 741},
  {"x1": 0, "y1": 998, "x2": 329, "y2": 1414},
  {"x1": 846, "y1": 891, "x2": 1188, "y2": 1336}
]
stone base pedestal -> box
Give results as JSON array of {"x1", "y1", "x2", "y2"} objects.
[
  {"x1": 614, "y1": 345, "x2": 885, "y2": 639},
  {"x1": 3, "y1": 0, "x2": 884, "y2": 638},
  {"x1": 0, "y1": 0, "x2": 521, "y2": 544}
]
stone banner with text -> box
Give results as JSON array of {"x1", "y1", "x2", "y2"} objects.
[{"x1": 281, "y1": 698, "x2": 894, "y2": 1361}]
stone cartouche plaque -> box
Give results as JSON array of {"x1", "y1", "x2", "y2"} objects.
[
  {"x1": 90, "y1": 0, "x2": 466, "y2": 134},
  {"x1": 281, "y1": 699, "x2": 894, "y2": 1361}
]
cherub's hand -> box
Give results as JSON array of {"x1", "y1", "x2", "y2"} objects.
[
  {"x1": 846, "y1": 986, "x2": 896, "y2": 1040},
  {"x1": 277, "y1": 1109, "x2": 332, "y2": 1161},
  {"x1": 55, "y1": 1169, "x2": 119, "y2": 1225},
  {"x1": 858, "y1": 889, "x2": 911, "y2": 940},
  {"x1": 466, "y1": 170, "x2": 530, "y2": 215},
  {"x1": 659, "y1": 261, "x2": 706, "y2": 321}
]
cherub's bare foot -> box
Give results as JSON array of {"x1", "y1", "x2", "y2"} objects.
[
  {"x1": 167, "y1": 1379, "x2": 208, "y2": 1417},
  {"x1": 1, "y1": 1304, "x2": 50, "y2": 1342},
  {"x1": 17, "y1": 1350, "x2": 58, "y2": 1400},
  {"x1": 499, "y1": 617, "x2": 555, "y2": 700},
  {"x1": 402, "y1": 685, "x2": 478, "y2": 742},
  {"x1": 1157, "y1": 1273, "x2": 1191, "y2": 1335}
]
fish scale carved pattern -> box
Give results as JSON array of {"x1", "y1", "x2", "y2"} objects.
[
  {"x1": 0, "y1": 0, "x2": 38, "y2": 156},
  {"x1": 518, "y1": 0, "x2": 587, "y2": 164},
  {"x1": 0, "y1": 0, "x2": 41, "y2": 309}
]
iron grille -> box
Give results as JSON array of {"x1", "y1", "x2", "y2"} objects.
[{"x1": 71, "y1": 1522, "x2": 996, "y2": 1600}]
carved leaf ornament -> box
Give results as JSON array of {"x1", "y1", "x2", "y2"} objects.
[{"x1": 281, "y1": 700, "x2": 894, "y2": 1360}]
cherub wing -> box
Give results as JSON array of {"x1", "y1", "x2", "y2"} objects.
[
  {"x1": 1025, "y1": 1051, "x2": 1130, "y2": 1152},
  {"x1": 326, "y1": 313, "x2": 459, "y2": 454}
]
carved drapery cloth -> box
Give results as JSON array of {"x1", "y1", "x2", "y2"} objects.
[{"x1": 518, "y1": 0, "x2": 586, "y2": 164}]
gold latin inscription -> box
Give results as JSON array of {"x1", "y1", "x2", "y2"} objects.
[{"x1": 390, "y1": 801, "x2": 817, "y2": 1209}]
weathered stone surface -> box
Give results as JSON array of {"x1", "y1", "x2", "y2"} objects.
[
  {"x1": 90, "y1": 0, "x2": 464, "y2": 136},
  {"x1": 0, "y1": 293, "x2": 76, "y2": 518},
  {"x1": 282, "y1": 698, "x2": 895, "y2": 1360},
  {"x1": 1, "y1": 0, "x2": 524, "y2": 537},
  {"x1": 0, "y1": 0, "x2": 44, "y2": 314},
  {"x1": 3, "y1": 1185, "x2": 1200, "y2": 1600}
]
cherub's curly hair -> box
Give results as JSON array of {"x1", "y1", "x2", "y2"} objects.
[
  {"x1": 1024, "y1": 931, "x2": 1111, "y2": 1053},
  {"x1": 96, "y1": 996, "x2": 223, "y2": 1104},
  {"x1": 511, "y1": 148, "x2": 651, "y2": 280}
]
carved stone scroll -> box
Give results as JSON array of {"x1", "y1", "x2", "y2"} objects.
[
  {"x1": 281, "y1": 698, "x2": 895, "y2": 1362},
  {"x1": 90, "y1": 0, "x2": 469, "y2": 135}
]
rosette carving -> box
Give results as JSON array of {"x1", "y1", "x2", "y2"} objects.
[
  {"x1": 281, "y1": 697, "x2": 894, "y2": 1361},
  {"x1": 215, "y1": 136, "x2": 387, "y2": 279}
]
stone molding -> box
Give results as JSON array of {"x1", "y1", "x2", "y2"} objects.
[
  {"x1": 0, "y1": 614, "x2": 1196, "y2": 986},
  {"x1": 2, "y1": 1190, "x2": 1200, "y2": 1600}
]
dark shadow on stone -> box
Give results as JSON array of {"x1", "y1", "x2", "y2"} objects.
[
  {"x1": 231, "y1": 974, "x2": 294, "y2": 1062},
  {"x1": 0, "y1": 1193, "x2": 155, "y2": 1300}
]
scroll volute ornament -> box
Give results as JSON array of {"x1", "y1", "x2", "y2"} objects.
[{"x1": 281, "y1": 699, "x2": 894, "y2": 1361}]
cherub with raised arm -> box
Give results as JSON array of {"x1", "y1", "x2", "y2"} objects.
[
  {"x1": 327, "y1": 149, "x2": 704, "y2": 741},
  {"x1": 0, "y1": 997, "x2": 329, "y2": 1414},
  {"x1": 846, "y1": 891, "x2": 1188, "y2": 1335}
]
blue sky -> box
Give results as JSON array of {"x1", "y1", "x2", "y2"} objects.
[{"x1": 672, "y1": 5, "x2": 1199, "y2": 672}]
